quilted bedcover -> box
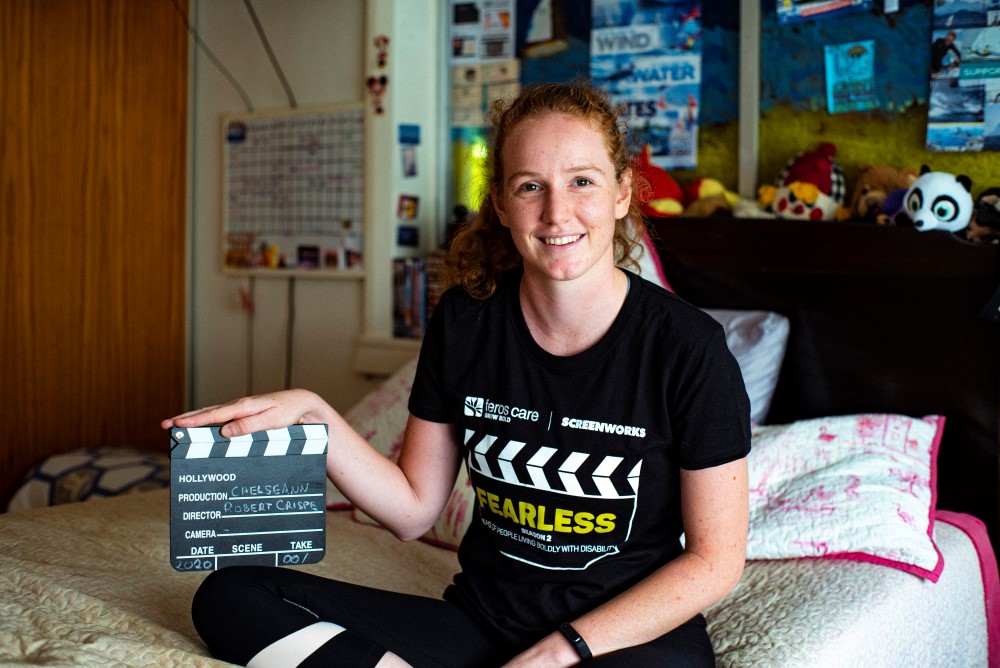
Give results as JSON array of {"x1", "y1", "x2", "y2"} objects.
[{"x1": 0, "y1": 488, "x2": 990, "y2": 667}]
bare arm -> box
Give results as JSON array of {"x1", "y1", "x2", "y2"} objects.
[
  {"x1": 503, "y1": 457, "x2": 749, "y2": 667},
  {"x1": 162, "y1": 390, "x2": 462, "y2": 541}
]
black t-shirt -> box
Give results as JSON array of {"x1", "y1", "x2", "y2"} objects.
[{"x1": 408, "y1": 269, "x2": 750, "y2": 646}]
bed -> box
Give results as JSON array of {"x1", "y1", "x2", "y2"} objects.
[{"x1": 2, "y1": 216, "x2": 998, "y2": 667}]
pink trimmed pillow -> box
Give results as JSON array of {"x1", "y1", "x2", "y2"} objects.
[
  {"x1": 327, "y1": 357, "x2": 419, "y2": 509},
  {"x1": 746, "y1": 413, "x2": 945, "y2": 581},
  {"x1": 352, "y1": 465, "x2": 475, "y2": 551},
  {"x1": 633, "y1": 226, "x2": 672, "y2": 291},
  {"x1": 334, "y1": 355, "x2": 474, "y2": 550}
]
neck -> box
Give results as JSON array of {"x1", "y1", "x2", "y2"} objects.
[{"x1": 518, "y1": 267, "x2": 630, "y2": 356}]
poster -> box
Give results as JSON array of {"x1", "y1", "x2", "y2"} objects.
[
  {"x1": 590, "y1": 0, "x2": 702, "y2": 170},
  {"x1": 926, "y1": 0, "x2": 1000, "y2": 152},
  {"x1": 450, "y1": 0, "x2": 516, "y2": 64},
  {"x1": 776, "y1": 0, "x2": 872, "y2": 24},
  {"x1": 824, "y1": 40, "x2": 878, "y2": 114}
]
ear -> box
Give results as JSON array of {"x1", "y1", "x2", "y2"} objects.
[
  {"x1": 957, "y1": 174, "x2": 972, "y2": 193},
  {"x1": 615, "y1": 169, "x2": 633, "y2": 219},
  {"x1": 490, "y1": 186, "x2": 510, "y2": 228}
]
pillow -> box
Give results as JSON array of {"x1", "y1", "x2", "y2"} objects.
[
  {"x1": 633, "y1": 226, "x2": 672, "y2": 291},
  {"x1": 352, "y1": 463, "x2": 476, "y2": 551},
  {"x1": 327, "y1": 356, "x2": 420, "y2": 509},
  {"x1": 746, "y1": 413, "x2": 945, "y2": 581},
  {"x1": 630, "y1": 222, "x2": 790, "y2": 424},
  {"x1": 340, "y1": 351, "x2": 472, "y2": 548},
  {"x1": 7, "y1": 448, "x2": 171, "y2": 513},
  {"x1": 703, "y1": 309, "x2": 789, "y2": 424}
]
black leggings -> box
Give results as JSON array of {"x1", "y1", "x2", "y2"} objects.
[{"x1": 191, "y1": 566, "x2": 715, "y2": 667}]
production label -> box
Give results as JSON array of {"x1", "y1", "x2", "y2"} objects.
[{"x1": 169, "y1": 425, "x2": 328, "y2": 572}]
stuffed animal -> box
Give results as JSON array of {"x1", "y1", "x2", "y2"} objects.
[
  {"x1": 635, "y1": 145, "x2": 685, "y2": 218},
  {"x1": 964, "y1": 187, "x2": 1000, "y2": 244},
  {"x1": 841, "y1": 164, "x2": 919, "y2": 222},
  {"x1": 886, "y1": 165, "x2": 974, "y2": 233},
  {"x1": 681, "y1": 178, "x2": 740, "y2": 217},
  {"x1": 758, "y1": 143, "x2": 846, "y2": 221}
]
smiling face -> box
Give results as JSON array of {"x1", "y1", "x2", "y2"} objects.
[{"x1": 491, "y1": 112, "x2": 632, "y2": 285}]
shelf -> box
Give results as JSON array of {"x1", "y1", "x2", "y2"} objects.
[{"x1": 352, "y1": 334, "x2": 421, "y2": 377}]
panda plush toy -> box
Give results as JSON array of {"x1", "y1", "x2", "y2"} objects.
[{"x1": 891, "y1": 165, "x2": 974, "y2": 233}]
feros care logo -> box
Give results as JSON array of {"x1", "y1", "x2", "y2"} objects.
[
  {"x1": 464, "y1": 397, "x2": 485, "y2": 418},
  {"x1": 464, "y1": 396, "x2": 540, "y2": 424}
]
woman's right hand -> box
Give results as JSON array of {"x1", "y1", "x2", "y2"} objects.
[{"x1": 161, "y1": 389, "x2": 336, "y2": 439}]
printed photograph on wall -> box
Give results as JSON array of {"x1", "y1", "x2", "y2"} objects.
[
  {"x1": 823, "y1": 40, "x2": 878, "y2": 114},
  {"x1": 776, "y1": 0, "x2": 872, "y2": 24},
  {"x1": 927, "y1": 0, "x2": 1000, "y2": 151},
  {"x1": 590, "y1": 0, "x2": 703, "y2": 169},
  {"x1": 449, "y1": 0, "x2": 516, "y2": 64}
]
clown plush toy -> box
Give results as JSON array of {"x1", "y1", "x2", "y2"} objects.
[{"x1": 759, "y1": 143, "x2": 846, "y2": 221}]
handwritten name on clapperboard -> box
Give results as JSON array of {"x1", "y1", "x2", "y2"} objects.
[{"x1": 170, "y1": 425, "x2": 328, "y2": 572}]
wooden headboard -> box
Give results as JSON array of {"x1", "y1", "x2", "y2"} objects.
[{"x1": 649, "y1": 216, "x2": 1000, "y2": 549}]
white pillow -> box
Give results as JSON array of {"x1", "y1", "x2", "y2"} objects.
[
  {"x1": 628, "y1": 226, "x2": 790, "y2": 423},
  {"x1": 704, "y1": 309, "x2": 790, "y2": 424}
]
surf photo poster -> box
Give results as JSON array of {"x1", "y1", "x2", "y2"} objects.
[{"x1": 926, "y1": 0, "x2": 1000, "y2": 152}]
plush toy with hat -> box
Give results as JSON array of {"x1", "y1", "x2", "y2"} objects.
[
  {"x1": 635, "y1": 145, "x2": 685, "y2": 218},
  {"x1": 759, "y1": 143, "x2": 846, "y2": 221},
  {"x1": 883, "y1": 165, "x2": 974, "y2": 233}
]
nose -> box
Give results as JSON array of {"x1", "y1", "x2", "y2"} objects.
[{"x1": 542, "y1": 189, "x2": 571, "y2": 225}]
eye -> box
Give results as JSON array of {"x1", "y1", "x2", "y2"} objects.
[
  {"x1": 572, "y1": 177, "x2": 593, "y2": 187},
  {"x1": 931, "y1": 195, "x2": 959, "y2": 221},
  {"x1": 516, "y1": 182, "x2": 541, "y2": 193},
  {"x1": 906, "y1": 188, "x2": 923, "y2": 212}
]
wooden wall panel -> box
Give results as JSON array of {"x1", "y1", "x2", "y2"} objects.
[{"x1": 0, "y1": 0, "x2": 187, "y2": 508}]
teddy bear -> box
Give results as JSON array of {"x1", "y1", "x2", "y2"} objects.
[
  {"x1": 841, "y1": 164, "x2": 919, "y2": 222},
  {"x1": 681, "y1": 177, "x2": 741, "y2": 217},
  {"x1": 964, "y1": 187, "x2": 1000, "y2": 244},
  {"x1": 758, "y1": 143, "x2": 846, "y2": 221}
]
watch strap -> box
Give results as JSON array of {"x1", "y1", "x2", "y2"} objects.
[{"x1": 559, "y1": 622, "x2": 593, "y2": 661}]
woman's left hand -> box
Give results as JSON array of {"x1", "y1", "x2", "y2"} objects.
[{"x1": 501, "y1": 633, "x2": 580, "y2": 668}]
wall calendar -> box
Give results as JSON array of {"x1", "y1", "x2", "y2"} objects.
[{"x1": 222, "y1": 103, "x2": 365, "y2": 276}]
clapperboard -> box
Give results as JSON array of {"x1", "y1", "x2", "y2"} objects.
[{"x1": 169, "y1": 425, "x2": 328, "y2": 572}]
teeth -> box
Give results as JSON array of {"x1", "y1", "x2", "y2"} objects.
[{"x1": 544, "y1": 235, "x2": 581, "y2": 246}]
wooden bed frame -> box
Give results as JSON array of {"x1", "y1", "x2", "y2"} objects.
[{"x1": 649, "y1": 216, "x2": 1000, "y2": 550}]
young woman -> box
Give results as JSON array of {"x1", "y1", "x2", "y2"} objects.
[{"x1": 163, "y1": 81, "x2": 750, "y2": 668}]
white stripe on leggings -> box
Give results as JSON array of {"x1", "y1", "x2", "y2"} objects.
[{"x1": 247, "y1": 621, "x2": 346, "y2": 668}]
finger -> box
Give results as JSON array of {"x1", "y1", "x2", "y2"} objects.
[
  {"x1": 217, "y1": 400, "x2": 284, "y2": 438},
  {"x1": 162, "y1": 404, "x2": 224, "y2": 429}
]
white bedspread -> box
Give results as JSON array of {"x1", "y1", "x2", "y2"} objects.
[
  {"x1": 706, "y1": 520, "x2": 986, "y2": 666},
  {"x1": 0, "y1": 489, "x2": 987, "y2": 666}
]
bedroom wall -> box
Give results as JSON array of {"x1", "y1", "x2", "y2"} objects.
[
  {"x1": 188, "y1": 0, "x2": 384, "y2": 414},
  {"x1": 188, "y1": 2, "x2": 1000, "y2": 418}
]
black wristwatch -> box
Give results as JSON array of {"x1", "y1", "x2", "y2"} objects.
[{"x1": 559, "y1": 622, "x2": 593, "y2": 660}]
